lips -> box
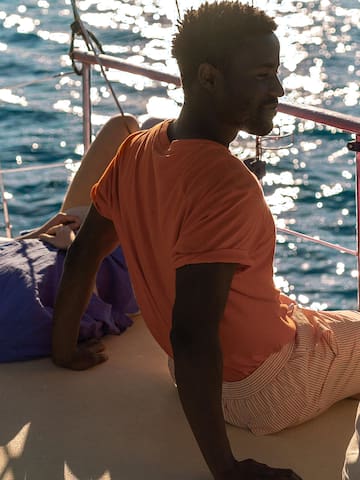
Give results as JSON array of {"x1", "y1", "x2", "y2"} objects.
[{"x1": 263, "y1": 101, "x2": 278, "y2": 110}]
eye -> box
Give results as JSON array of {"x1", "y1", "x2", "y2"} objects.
[
  {"x1": 255, "y1": 70, "x2": 280, "y2": 80},
  {"x1": 255, "y1": 73, "x2": 270, "y2": 79}
]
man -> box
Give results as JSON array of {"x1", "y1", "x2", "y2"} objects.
[{"x1": 51, "y1": 2, "x2": 360, "y2": 479}]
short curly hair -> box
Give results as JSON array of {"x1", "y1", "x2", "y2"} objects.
[{"x1": 172, "y1": 1, "x2": 277, "y2": 89}]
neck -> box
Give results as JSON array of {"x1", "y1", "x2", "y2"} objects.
[{"x1": 168, "y1": 101, "x2": 238, "y2": 147}]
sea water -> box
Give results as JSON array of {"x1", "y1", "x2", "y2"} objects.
[{"x1": 0, "y1": 0, "x2": 359, "y2": 308}]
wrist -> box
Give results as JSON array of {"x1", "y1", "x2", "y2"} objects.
[
  {"x1": 52, "y1": 352, "x2": 73, "y2": 367},
  {"x1": 52, "y1": 340, "x2": 76, "y2": 367}
]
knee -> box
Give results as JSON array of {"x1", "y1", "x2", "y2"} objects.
[{"x1": 106, "y1": 114, "x2": 139, "y2": 136}]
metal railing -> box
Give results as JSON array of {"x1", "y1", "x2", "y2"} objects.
[
  {"x1": 1, "y1": 49, "x2": 359, "y2": 304},
  {"x1": 72, "y1": 50, "x2": 360, "y2": 305}
]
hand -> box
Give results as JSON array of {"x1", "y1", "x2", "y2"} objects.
[
  {"x1": 39, "y1": 224, "x2": 76, "y2": 249},
  {"x1": 217, "y1": 459, "x2": 302, "y2": 480},
  {"x1": 15, "y1": 212, "x2": 81, "y2": 241},
  {"x1": 53, "y1": 339, "x2": 108, "y2": 370},
  {"x1": 41, "y1": 212, "x2": 81, "y2": 232}
]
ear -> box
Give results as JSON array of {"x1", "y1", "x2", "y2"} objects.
[{"x1": 197, "y1": 63, "x2": 222, "y2": 92}]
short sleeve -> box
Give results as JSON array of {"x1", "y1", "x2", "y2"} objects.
[
  {"x1": 91, "y1": 158, "x2": 117, "y2": 220},
  {"x1": 172, "y1": 160, "x2": 266, "y2": 269},
  {"x1": 91, "y1": 133, "x2": 134, "y2": 220}
]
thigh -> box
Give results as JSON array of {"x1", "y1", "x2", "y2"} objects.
[
  {"x1": 222, "y1": 309, "x2": 360, "y2": 435},
  {"x1": 314, "y1": 310, "x2": 360, "y2": 403}
]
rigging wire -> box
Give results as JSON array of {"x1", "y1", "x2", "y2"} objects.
[{"x1": 69, "y1": 0, "x2": 130, "y2": 133}]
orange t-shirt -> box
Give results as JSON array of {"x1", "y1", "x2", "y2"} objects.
[{"x1": 91, "y1": 120, "x2": 296, "y2": 381}]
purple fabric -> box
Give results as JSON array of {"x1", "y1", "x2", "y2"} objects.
[{"x1": 0, "y1": 239, "x2": 138, "y2": 362}]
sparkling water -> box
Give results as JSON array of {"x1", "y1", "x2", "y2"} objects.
[{"x1": 0, "y1": 0, "x2": 359, "y2": 308}]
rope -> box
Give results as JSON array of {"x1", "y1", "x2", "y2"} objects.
[
  {"x1": 69, "y1": 0, "x2": 130, "y2": 134},
  {"x1": 174, "y1": 0, "x2": 181, "y2": 19},
  {"x1": 69, "y1": 19, "x2": 105, "y2": 75}
]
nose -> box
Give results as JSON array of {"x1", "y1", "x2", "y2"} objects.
[{"x1": 273, "y1": 74, "x2": 284, "y2": 98}]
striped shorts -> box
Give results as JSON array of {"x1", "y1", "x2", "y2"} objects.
[{"x1": 169, "y1": 308, "x2": 360, "y2": 436}]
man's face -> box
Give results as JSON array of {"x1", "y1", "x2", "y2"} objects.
[{"x1": 215, "y1": 33, "x2": 284, "y2": 136}]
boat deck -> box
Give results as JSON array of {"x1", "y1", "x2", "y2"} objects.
[{"x1": 0, "y1": 315, "x2": 357, "y2": 480}]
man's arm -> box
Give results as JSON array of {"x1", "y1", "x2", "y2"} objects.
[
  {"x1": 52, "y1": 204, "x2": 119, "y2": 369},
  {"x1": 171, "y1": 263, "x2": 302, "y2": 480},
  {"x1": 171, "y1": 262, "x2": 236, "y2": 478}
]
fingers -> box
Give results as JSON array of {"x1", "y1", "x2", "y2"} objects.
[
  {"x1": 238, "y1": 459, "x2": 303, "y2": 479},
  {"x1": 44, "y1": 225, "x2": 58, "y2": 235},
  {"x1": 50, "y1": 213, "x2": 81, "y2": 230},
  {"x1": 40, "y1": 224, "x2": 75, "y2": 249},
  {"x1": 54, "y1": 345, "x2": 108, "y2": 371},
  {"x1": 260, "y1": 465, "x2": 301, "y2": 479},
  {"x1": 38, "y1": 232, "x2": 56, "y2": 245},
  {"x1": 69, "y1": 350, "x2": 109, "y2": 371},
  {"x1": 267, "y1": 468, "x2": 302, "y2": 479},
  {"x1": 63, "y1": 217, "x2": 82, "y2": 230},
  {"x1": 80, "y1": 338, "x2": 106, "y2": 353},
  {"x1": 81, "y1": 350, "x2": 108, "y2": 369},
  {"x1": 46, "y1": 224, "x2": 69, "y2": 235}
]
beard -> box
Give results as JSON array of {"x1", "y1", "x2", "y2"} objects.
[
  {"x1": 242, "y1": 104, "x2": 277, "y2": 136},
  {"x1": 216, "y1": 97, "x2": 278, "y2": 137}
]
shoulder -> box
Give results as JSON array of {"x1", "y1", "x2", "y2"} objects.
[
  {"x1": 183, "y1": 143, "x2": 261, "y2": 200},
  {"x1": 115, "y1": 120, "x2": 169, "y2": 162}
]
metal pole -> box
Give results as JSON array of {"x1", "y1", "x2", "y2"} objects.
[
  {"x1": 356, "y1": 133, "x2": 360, "y2": 310},
  {"x1": 82, "y1": 63, "x2": 91, "y2": 152},
  {"x1": 0, "y1": 169, "x2": 12, "y2": 238}
]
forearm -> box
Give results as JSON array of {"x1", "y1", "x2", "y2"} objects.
[
  {"x1": 14, "y1": 229, "x2": 37, "y2": 240},
  {"x1": 172, "y1": 336, "x2": 235, "y2": 479},
  {"x1": 15, "y1": 225, "x2": 48, "y2": 240},
  {"x1": 52, "y1": 243, "x2": 100, "y2": 365}
]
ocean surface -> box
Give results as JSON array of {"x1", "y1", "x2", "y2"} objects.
[{"x1": 0, "y1": 0, "x2": 359, "y2": 309}]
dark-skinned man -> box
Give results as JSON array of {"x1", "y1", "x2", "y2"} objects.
[{"x1": 52, "y1": 2, "x2": 360, "y2": 479}]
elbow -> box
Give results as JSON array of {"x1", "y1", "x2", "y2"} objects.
[
  {"x1": 170, "y1": 326, "x2": 223, "y2": 381},
  {"x1": 170, "y1": 325, "x2": 198, "y2": 358},
  {"x1": 170, "y1": 325, "x2": 218, "y2": 359},
  {"x1": 170, "y1": 326, "x2": 186, "y2": 354}
]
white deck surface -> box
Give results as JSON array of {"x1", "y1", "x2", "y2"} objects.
[{"x1": 0, "y1": 315, "x2": 358, "y2": 480}]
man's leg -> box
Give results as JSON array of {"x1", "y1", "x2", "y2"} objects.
[
  {"x1": 221, "y1": 308, "x2": 360, "y2": 435},
  {"x1": 61, "y1": 114, "x2": 139, "y2": 217}
]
